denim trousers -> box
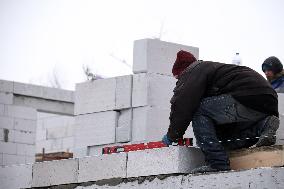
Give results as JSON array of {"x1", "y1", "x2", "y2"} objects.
[{"x1": 192, "y1": 94, "x2": 267, "y2": 168}]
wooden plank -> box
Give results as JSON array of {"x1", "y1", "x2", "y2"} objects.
[{"x1": 229, "y1": 145, "x2": 284, "y2": 170}]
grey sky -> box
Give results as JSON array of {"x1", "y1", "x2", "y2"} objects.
[{"x1": 0, "y1": 0, "x2": 283, "y2": 90}]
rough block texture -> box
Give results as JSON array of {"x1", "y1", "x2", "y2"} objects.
[
  {"x1": 14, "y1": 95, "x2": 74, "y2": 116},
  {"x1": 0, "y1": 116, "x2": 14, "y2": 130},
  {"x1": 13, "y1": 130, "x2": 35, "y2": 144},
  {"x1": 32, "y1": 159, "x2": 78, "y2": 187},
  {"x1": 132, "y1": 106, "x2": 171, "y2": 142},
  {"x1": 16, "y1": 143, "x2": 35, "y2": 156},
  {"x1": 73, "y1": 147, "x2": 88, "y2": 158},
  {"x1": 115, "y1": 75, "x2": 133, "y2": 110},
  {"x1": 13, "y1": 81, "x2": 74, "y2": 102},
  {"x1": 278, "y1": 93, "x2": 284, "y2": 114},
  {"x1": 0, "y1": 79, "x2": 13, "y2": 93},
  {"x1": 13, "y1": 82, "x2": 44, "y2": 98},
  {"x1": 4, "y1": 105, "x2": 37, "y2": 120},
  {"x1": 0, "y1": 128, "x2": 3, "y2": 141},
  {"x1": 74, "y1": 167, "x2": 284, "y2": 189},
  {"x1": 14, "y1": 118, "x2": 36, "y2": 132},
  {"x1": 75, "y1": 75, "x2": 133, "y2": 115},
  {"x1": 0, "y1": 164, "x2": 32, "y2": 189},
  {"x1": 132, "y1": 73, "x2": 176, "y2": 108},
  {"x1": 133, "y1": 39, "x2": 199, "y2": 75},
  {"x1": 0, "y1": 104, "x2": 4, "y2": 115},
  {"x1": 127, "y1": 146, "x2": 205, "y2": 177},
  {"x1": 74, "y1": 111, "x2": 118, "y2": 148},
  {"x1": 116, "y1": 109, "x2": 132, "y2": 143},
  {"x1": 75, "y1": 78, "x2": 116, "y2": 115},
  {"x1": 78, "y1": 153, "x2": 127, "y2": 182},
  {"x1": 0, "y1": 142, "x2": 17, "y2": 154},
  {"x1": 0, "y1": 92, "x2": 13, "y2": 105},
  {"x1": 3, "y1": 154, "x2": 26, "y2": 166}
]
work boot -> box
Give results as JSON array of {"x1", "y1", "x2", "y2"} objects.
[
  {"x1": 190, "y1": 165, "x2": 230, "y2": 174},
  {"x1": 255, "y1": 115, "x2": 279, "y2": 147}
]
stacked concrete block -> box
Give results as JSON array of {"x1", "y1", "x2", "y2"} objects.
[
  {"x1": 36, "y1": 112, "x2": 75, "y2": 153},
  {"x1": 13, "y1": 81, "x2": 74, "y2": 102},
  {"x1": 78, "y1": 153, "x2": 127, "y2": 182},
  {"x1": 116, "y1": 109, "x2": 132, "y2": 143},
  {"x1": 0, "y1": 79, "x2": 14, "y2": 93},
  {"x1": 127, "y1": 146, "x2": 205, "y2": 177},
  {"x1": 133, "y1": 39, "x2": 199, "y2": 75},
  {"x1": 74, "y1": 111, "x2": 118, "y2": 148},
  {"x1": 0, "y1": 105, "x2": 37, "y2": 166},
  {"x1": 32, "y1": 159, "x2": 78, "y2": 187},
  {"x1": 75, "y1": 75, "x2": 132, "y2": 115},
  {"x1": 0, "y1": 164, "x2": 33, "y2": 189}
]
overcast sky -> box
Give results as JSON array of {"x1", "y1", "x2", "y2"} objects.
[{"x1": 0, "y1": 0, "x2": 284, "y2": 90}]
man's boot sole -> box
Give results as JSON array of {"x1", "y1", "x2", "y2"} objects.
[{"x1": 255, "y1": 116, "x2": 279, "y2": 147}]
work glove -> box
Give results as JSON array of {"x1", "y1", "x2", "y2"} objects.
[{"x1": 162, "y1": 134, "x2": 173, "y2": 146}]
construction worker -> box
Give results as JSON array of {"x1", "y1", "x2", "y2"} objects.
[
  {"x1": 162, "y1": 50, "x2": 280, "y2": 174},
  {"x1": 262, "y1": 56, "x2": 284, "y2": 93}
]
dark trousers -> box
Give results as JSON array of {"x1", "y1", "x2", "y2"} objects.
[{"x1": 192, "y1": 94, "x2": 268, "y2": 169}]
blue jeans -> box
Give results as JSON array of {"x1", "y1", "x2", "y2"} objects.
[{"x1": 192, "y1": 94, "x2": 267, "y2": 169}]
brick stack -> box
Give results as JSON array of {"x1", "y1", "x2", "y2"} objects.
[{"x1": 74, "y1": 39, "x2": 199, "y2": 157}]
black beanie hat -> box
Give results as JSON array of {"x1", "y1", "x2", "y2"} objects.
[{"x1": 262, "y1": 56, "x2": 283, "y2": 74}]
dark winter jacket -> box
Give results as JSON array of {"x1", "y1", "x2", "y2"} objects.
[{"x1": 167, "y1": 61, "x2": 279, "y2": 141}]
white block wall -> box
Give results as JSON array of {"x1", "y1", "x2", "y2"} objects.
[
  {"x1": 116, "y1": 109, "x2": 132, "y2": 143},
  {"x1": 75, "y1": 75, "x2": 132, "y2": 115},
  {"x1": 0, "y1": 105, "x2": 37, "y2": 166},
  {"x1": 36, "y1": 112, "x2": 75, "y2": 153},
  {"x1": 133, "y1": 39, "x2": 199, "y2": 75}
]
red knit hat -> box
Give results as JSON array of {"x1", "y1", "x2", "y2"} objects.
[{"x1": 172, "y1": 50, "x2": 197, "y2": 77}]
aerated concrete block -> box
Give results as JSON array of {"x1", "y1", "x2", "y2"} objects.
[
  {"x1": 47, "y1": 126, "x2": 67, "y2": 139},
  {"x1": 14, "y1": 118, "x2": 36, "y2": 132},
  {"x1": 74, "y1": 111, "x2": 118, "y2": 148},
  {"x1": 62, "y1": 137, "x2": 74, "y2": 150},
  {"x1": 0, "y1": 142, "x2": 17, "y2": 154},
  {"x1": 127, "y1": 146, "x2": 205, "y2": 177},
  {"x1": 116, "y1": 109, "x2": 132, "y2": 143},
  {"x1": 132, "y1": 73, "x2": 176, "y2": 108},
  {"x1": 25, "y1": 155, "x2": 35, "y2": 164},
  {"x1": 13, "y1": 95, "x2": 74, "y2": 116},
  {"x1": 278, "y1": 93, "x2": 284, "y2": 114},
  {"x1": 0, "y1": 92, "x2": 13, "y2": 105},
  {"x1": 4, "y1": 105, "x2": 37, "y2": 120},
  {"x1": 115, "y1": 75, "x2": 133, "y2": 110},
  {"x1": 0, "y1": 79, "x2": 13, "y2": 93},
  {"x1": 132, "y1": 106, "x2": 171, "y2": 142},
  {"x1": 13, "y1": 130, "x2": 35, "y2": 144},
  {"x1": 75, "y1": 78, "x2": 116, "y2": 115},
  {"x1": 133, "y1": 39, "x2": 199, "y2": 75},
  {"x1": 42, "y1": 87, "x2": 74, "y2": 102},
  {"x1": 0, "y1": 116, "x2": 14, "y2": 129},
  {"x1": 0, "y1": 128, "x2": 3, "y2": 141},
  {"x1": 3, "y1": 154, "x2": 26, "y2": 166},
  {"x1": 78, "y1": 153, "x2": 127, "y2": 182},
  {"x1": 16, "y1": 143, "x2": 35, "y2": 156},
  {"x1": 0, "y1": 163, "x2": 32, "y2": 189},
  {"x1": 75, "y1": 76, "x2": 133, "y2": 115},
  {"x1": 32, "y1": 158, "x2": 79, "y2": 187},
  {"x1": 73, "y1": 147, "x2": 88, "y2": 158},
  {"x1": 13, "y1": 81, "x2": 43, "y2": 98},
  {"x1": 0, "y1": 104, "x2": 4, "y2": 115}
]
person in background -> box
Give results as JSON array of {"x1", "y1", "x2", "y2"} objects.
[
  {"x1": 162, "y1": 50, "x2": 279, "y2": 174},
  {"x1": 262, "y1": 56, "x2": 284, "y2": 93}
]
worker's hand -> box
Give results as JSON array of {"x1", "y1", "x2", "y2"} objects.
[{"x1": 162, "y1": 134, "x2": 173, "y2": 146}]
